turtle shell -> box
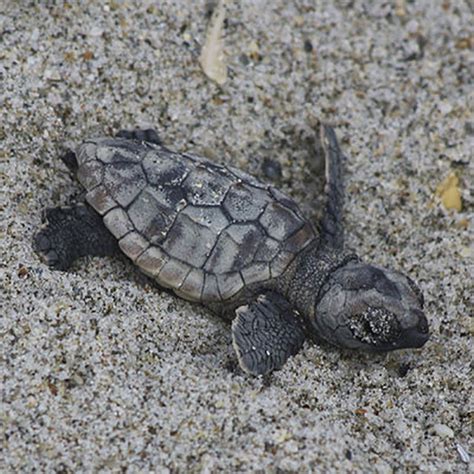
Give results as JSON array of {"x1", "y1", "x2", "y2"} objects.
[{"x1": 76, "y1": 137, "x2": 317, "y2": 302}]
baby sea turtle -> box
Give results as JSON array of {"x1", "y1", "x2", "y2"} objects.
[{"x1": 34, "y1": 126, "x2": 429, "y2": 375}]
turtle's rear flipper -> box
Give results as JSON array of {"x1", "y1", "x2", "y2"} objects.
[
  {"x1": 34, "y1": 204, "x2": 118, "y2": 271},
  {"x1": 232, "y1": 293, "x2": 307, "y2": 375}
]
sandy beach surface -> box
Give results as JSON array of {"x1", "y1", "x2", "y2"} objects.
[{"x1": 1, "y1": 1, "x2": 472, "y2": 472}]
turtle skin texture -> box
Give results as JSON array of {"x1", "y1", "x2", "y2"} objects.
[{"x1": 76, "y1": 137, "x2": 316, "y2": 304}]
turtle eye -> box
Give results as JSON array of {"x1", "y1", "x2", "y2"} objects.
[{"x1": 406, "y1": 276, "x2": 424, "y2": 309}]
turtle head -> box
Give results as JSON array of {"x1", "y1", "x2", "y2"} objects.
[{"x1": 312, "y1": 261, "x2": 429, "y2": 351}]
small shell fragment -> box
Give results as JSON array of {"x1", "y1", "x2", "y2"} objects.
[
  {"x1": 435, "y1": 172, "x2": 462, "y2": 212},
  {"x1": 456, "y1": 443, "x2": 470, "y2": 464},
  {"x1": 199, "y1": 0, "x2": 227, "y2": 85},
  {"x1": 433, "y1": 423, "x2": 454, "y2": 438}
]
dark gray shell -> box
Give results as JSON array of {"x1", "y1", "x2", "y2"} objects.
[{"x1": 76, "y1": 138, "x2": 316, "y2": 302}]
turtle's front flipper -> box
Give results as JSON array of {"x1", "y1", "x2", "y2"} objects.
[
  {"x1": 34, "y1": 204, "x2": 119, "y2": 271},
  {"x1": 232, "y1": 293, "x2": 307, "y2": 375},
  {"x1": 320, "y1": 125, "x2": 345, "y2": 249}
]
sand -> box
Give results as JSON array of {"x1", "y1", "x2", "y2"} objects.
[{"x1": 1, "y1": 1, "x2": 472, "y2": 472}]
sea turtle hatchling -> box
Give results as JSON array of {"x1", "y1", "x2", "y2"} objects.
[{"x1": 34, "y1": 126, "x2": 429, "y2": 375}]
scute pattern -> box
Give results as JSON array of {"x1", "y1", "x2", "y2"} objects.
[
  {"x1": 77, "y1": 137, "x2": 317, "y2": 303},
  {"x1": 119, "y1": 232, "x2": 149, "y2": 262},
  {"x1": 183, "y1": 164, "x2": 236, "y2": 206},
  {"x1": 217, "y1": 272, "x2": 245, "y2": 300},
  {"x1": 204, "y1": 224, "x2": 263, "y2": 273},
  {"x1": 158, "y1": 258, "x2": 191, "y2": 289},
  {"x1": 77, "y1": 160, "x2": 103, "y2": 190},
  {"x1": 260, "y1": 202, "x2": 304, "y2": 240},
  {"x1": 162, "y1": 210, "x2": 217, "y2": 267},
  {"x1": 104, "y1": 207, "x2": 133, "y2": 239},
  {"x1": 97, "y1": 145, "x2": 141, "y2": 164},
  {"x1": 175, "y1": 268, "x2": 205, "y2": 302},
  {"x1": 136, "y1": 246, "x2": 168, "y2": 277},
  {"x1": 128, "y1": 189, "x2": 175, "y2": 244},
  {"x1": 223, "y1": 183, "x2": 271, "y2": 221},
  {"x1": 142, "y1": 149, "x2": 190, "y2": 185},
  {"x1": 103, "y1": 162, "x2": 146, "y2": 207},
  {"x1": 86, "y1": 185, "x2": 117, "y2": 215}
]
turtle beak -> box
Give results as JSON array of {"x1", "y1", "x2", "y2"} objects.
[
  {"x1": 372, "y1": 309, "x2": 429, "y2": 352},
  {"x1": 399, "y1": 309, "x2": 429, "y2": 348},
  {"x1": 398, "y1": 326, "x2": 429, "y2": 349}
]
